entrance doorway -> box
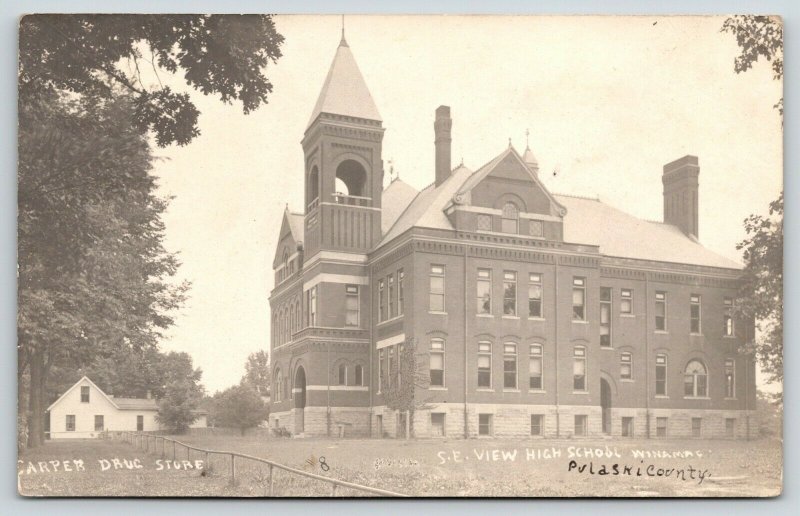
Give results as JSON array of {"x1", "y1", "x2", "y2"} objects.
[
  {"x1": 600, "y1": 378, "x2": 612, "y2": 434},
  {"x1": 294, "y1": 366, "x2": 306, "y2": 434}
]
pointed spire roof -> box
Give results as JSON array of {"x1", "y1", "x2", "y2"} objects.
[{"x1": 306, "y1": 38, "x2": 382, "y2": 129}]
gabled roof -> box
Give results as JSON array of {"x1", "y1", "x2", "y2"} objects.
[
  {"x1": 272, "y1": 208, "x2": 304, "y2": 268},
  {"x1": 306, "y1": 38, "x2": 382, "y2": 129},
  {"x1": 47, "y1": 376, "x2": 117, "y2": 412},
  {"x1": 381, "y1": 179, "x2": 419, "y2": 234},
  {"x1": 111, "y1": 397, "x2": 159, "y2": 411}
]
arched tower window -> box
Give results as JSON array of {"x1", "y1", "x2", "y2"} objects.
[
  {"x1": 501, "y1": 202, "x2": 519, "y2": 234},
  {"x1": 308, "y1": 166, "x2": 320, "y2": 210},
  {"x1": 684, "y1": 360, "x2": 708, "y2": 397},
  {"x1": 334, "y1": 159, "x2": 367, "y2": 198}
]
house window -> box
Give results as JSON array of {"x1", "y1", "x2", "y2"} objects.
[
  {"x1": 572, "y1": 277, "x2": 586, "y2": 320},
  {"x1": 723, "y1": 297, "x2": 734, "y2": 336},
  {"x1": 573, "y1": 346, "x2": 587, "y2": 391},
  {"x1": 274, "y1": 369, "x2": 283, "y2": 402},
  {"x1": 430, "y1": 338, "x2": 445, "y2": 387},
  {"x1": 338, "y1": 364, "x2": 347, "y2": 386},
  {"x1": 726, "y1": 418, "x2": 735, "y2": 438},
  {"x1": 478, "y1": 414, "x2": 493, "y2": 436},
  {"x1": 308, "y1": 286, "x2": 317, "y2": 326},
  {"x1": 620, "y1": 352, "x2": 633, "y2": 380},
  {"x1": 530, "y1": 414, "x2": 543, "y2": 436},
  {"x1": 574, "y1": 415, "x2": 587, "y2": 436},
  {"x1": 690, "y1": 294, "x2": 702, "y2": 334},
  {"x1": 691, "y1": 417, "x2": 702, "y2": 437},
  {"x1": 622, "y1": 417, "x2": 634, "y2": 437},
  {"x1": 355, "y1": 364, "x2": 364, "y2": 387},
  {"x1": 503, "y1": 271, "x2": 517, "y2": 316},
  {"x1": 431, "y1": 413, "x2": 446, "y2": 437},
  {"x1": 378, "y1": 349, "x2": 385, "y2": 392},
  {"x1": 501, "y1": 202, "x2": 519, "y2": 234},
  {"x1": 137, "y1": 415, "x2": 144, "y2": 432},
  {"x1": 477, "y1": 213, "x2": 492, "y2": 231},
  {"x1": 684, "y1": 360, "x2": 708, "y2": 398},
  {"x1": 429, "y1": 265, "x2": 445, "y2": 312},
  {"x1": 655, "y1": 354, "x2": 668, "y2": 395},
  {"x1": 81, "y1": 386, "x2": 90, "y2": 403},
  {"x1": 478, "y1": 341, "x2": 492, "y2": 388},
  {"x1": 528, "y1": 273, "x2": 542, "y2": 318},
  {"x1": 477, "y1": 268, "x2": 492, "y2": 314},
  {"x1": 503, "y1": 343, "x2": 517, "y2": 389},
  {"x1": 94, "y1": 415, "x2": 104, "y2": 432},
  {"x1": 725, "y1": 358, "x2": 736, "y2": 398},
  {"x1": 345, "y1": 285, "x2": 359, "y2": 327},
  {"x1": 620, "y1": 288, "x2": 633, "y2": 314},
  {"x1": 529, "y1": 344, "x2": 543, "y2": 390},
  {"x1": 600, "y1": 287, "x2": 612, "y2": 347},
  {"x1": 656, "y1": 417, "x2": 668, "y2": 438},
  {"x1": 66, "y1": 415, "x2": 76, "y2": 432},
  {"x1": 378, "y1": 278, "x2": 386, "y2": 322},
  {"x1": 397, "y1": 269, "x2": 405, "y2": 316},
  {"x1": 529, "y1": 220, "x2": 543, "y2": 238},
  {"x1": 655, "y1": 291, "x2": 667, "y2": 331},
  {"x1": 388, "y1": 274, "x2": 396, "y2": 318}
]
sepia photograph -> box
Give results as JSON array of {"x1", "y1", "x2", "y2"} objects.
[{"x1": 16, "y1": 13, "x2": 783, "y2": 498}]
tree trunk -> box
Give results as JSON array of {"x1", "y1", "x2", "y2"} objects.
[
  {"x1": 27, "y1": 349, "x2": 45, "y2": 448},
  {"x1": 404, "y1": 410, "x2": 410, "y2": 440}
]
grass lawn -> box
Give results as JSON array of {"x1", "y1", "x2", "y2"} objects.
[{"x1": 19, "y1": 435, "x2": 782, "y2": 497}]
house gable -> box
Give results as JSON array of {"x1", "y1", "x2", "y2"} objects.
[
  {"x1": 47, "y1": 376, "x2": 118, "y2": 412},
  {"x1": 272, "y1": 209, "x2": 301, "y2": 269}
]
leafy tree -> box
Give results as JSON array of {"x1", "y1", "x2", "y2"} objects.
[
  {"x1": 19, "y1": 14, "x2": 284, "y2": 146},
  {"x1": 241, "y1": 350, "x2": 271, "y2": 396},
  {"x1": 156, "y1": 378, "x2": 203, "y2": 434},
  {"x1": 382, "y1": 339, "x2": 431, "y2": 438},
  {"x1": 212, "y1": 384, "x2": 269, "y2": 436}
]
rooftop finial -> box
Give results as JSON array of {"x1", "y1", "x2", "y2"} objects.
[
  {"x1": 508, "y1": 137, "x2": 512, "y2": 149},
  {"x1": 340, "y1": 14, "x2": 348, "y2": 47},
  {"x1": 525, "y1": 128, "x2": 530, "y2": 149}
]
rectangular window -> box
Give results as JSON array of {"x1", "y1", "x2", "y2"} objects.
[
  {"x1": 388, "y1": 274, "x2": 396, "y2": 319},
  {"x1": 573, "y1": 347, "x2": 587, "y2": 391},
  {"x1": 355, "y1": 364, "x2": 363, "y2": 386},
  {"x1": 529, "y1": 344, "x2": 543, "y2": 390},
  {"x1": 528, "y1": 273, "x2": 542, "y2": 318},
  {"x1": 529, "y1": 220, "x2": 544, "y2": 238},
  {"x1": 477, "y1": 268, "x2": 492, "y2": 314},
  {"x1": 378, "y1": 279, "x2": 385, "y2": 322},
  {"x1": 725, "y1": 358, "x2": 736, "y2": 398},
  {"x1": 478, "y1": 414, "x2": 493, "y2": 436},
  {"x1": 600, "y1": 287, "x2": 612, "y2": 347},
  {"x1": 572, "y1": 277, "x2": 586, "y2": 320},
  {"x1": 66, "y1": 415, "x2": 76, "y2": 432},
  {"x1": 398, "y1": 269, "x2": 405, "y2": 316},
  {"x1": 308, "y1": 286, "x2": 317, "y2": 326},
  {"x1": 620, "y1": 288, "x2": 633, "y2": 314},
  {"x1": 530, "y1": 414, "x2": 543, "y2": 436},
  {"x1": 656, "y1": 417, "x2": 668, "y2": 438},
  {"x1": 620, "y1": 352, "x2": 633, "y2": 380},
  {"x1": 431, "y1": 413, "x2": 446, "y2": 437},
  {"x1": 345, "y1": 285, "x2": 359, "y2": 327},
  {"x1": 503, "y1": 271, "x2": 517, "y2": 316},
  {"x1": 429, "y1": 265, "x2": 445, "y2": 312},
  {"x1": 388, "y1": 346, "x2": 395, "y2": 388},
  {"x1": 655, "y1": 291, "x2": 667, "y2": 331},
  {"x1": 622, "y1": 417, "x2": 634, "y2": 437},
  {"x1": 690, "y1": 294, "x2": 701, "y2": 333},
  {"x1": 81, "y1": 386, "x2": 90, "y2": 403},
  {"x1": 478, "y1": 342, "x2": 492, "y2": 388},
  {"x1": 378, "y1": 349, "x2": 385, "y2": 392},
  {"x1": 477, "y1": 213, "x2": 492, "y2": 231},
  {"x1": 94, "y1": 415, "x2": 104, "y2": 432},
  {"x1": 655, "y1": 354, "x2": 667, "y2": 395},
  {"x1": 137, "y1": 415, "x2": 144, "y2": 432},
  {"x1": 692, "y1": 417, "x2": 702, "y2": 438},
  {"x1": 726, "y1": 418, "x2": 736, "y2": 438},
  {"x1": 574, "y1": 415, "x2": 587, "y2": 436},
  {"x1": 430, "y1": 339, "x2": 445, "y2": 387},
  {"x1": 723, "y1": 297, "x2": 734, "y2": 336},
  {"x1": 338, "y1": 364, "x2": 347, "y2": 385},
  {"x1": 503, "y1": 343, "x2": 517, "y2": 389}
]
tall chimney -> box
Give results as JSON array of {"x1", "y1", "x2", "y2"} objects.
[
  {"x1": 662, "y1": 155, "x2": 699, "y2": 239},
  {"x1": 434, "y1": 105, "x2": 452, "y2": 186}
]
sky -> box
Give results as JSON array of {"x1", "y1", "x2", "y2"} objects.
[{"x1": 147, "y1": 15, "x2": 783, "y2": 394}]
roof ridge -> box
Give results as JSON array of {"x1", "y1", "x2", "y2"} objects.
[{"x1": 553, "y1": 192, "x2": 600, "y2": 202}]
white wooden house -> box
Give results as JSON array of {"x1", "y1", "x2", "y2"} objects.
[{"x1": 46, "y1": 376, "x2": 207, "y2": 439}]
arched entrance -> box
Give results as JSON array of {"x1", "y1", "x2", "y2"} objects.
[
  {"x1": 294, "y1": 366, "x2": 306, "y2": 435},
  {"x1": 600, "y1": 378, "x2": 612, "y2": 434}
]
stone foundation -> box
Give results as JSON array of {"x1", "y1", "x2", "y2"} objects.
[{"x1": 269, "y1": 407, "x2": 371, "y2": 437}]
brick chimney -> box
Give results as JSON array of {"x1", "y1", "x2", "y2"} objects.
[
  {"x1": 434, "y1": 105, "x2": 452, "y2": 186},
  {"x1": 662, "y1": 155, "x2": 699, "y2": 239}
]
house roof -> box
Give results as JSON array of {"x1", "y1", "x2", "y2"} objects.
[
  {"x1": 287, "y1": 210, "x2": 304, "y2": 244},
  {"x1": 306, "y1": 37, "x2": 382, "y2": 129},
  {"x1": 46, "y1": 376, "x2": 117, "y2": 412},
  {"x1": 381, "y1": 178, "x2": 419, "y2": 234}
]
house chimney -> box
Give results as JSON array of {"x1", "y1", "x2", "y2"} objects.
[
  {"x1": 434, "y1": 105, "x2": 452, "y2": 186},
  {"x1": 662, "y1": 155, "x2": 699, "y2": 239}
]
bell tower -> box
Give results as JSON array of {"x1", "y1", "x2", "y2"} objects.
[{"x1": 301, "y1": 35, "x2": 384, "y2": 258}]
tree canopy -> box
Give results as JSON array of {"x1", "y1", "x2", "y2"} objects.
[
  {"x1": 241, "y1": 350, "x2": 271, "y2": 396},
  {"x1": 211, "y1": 384, "x2": 269, "y2": 435}
]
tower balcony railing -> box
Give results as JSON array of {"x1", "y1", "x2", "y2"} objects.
[
  {"x1": 331, "y1": 192, "x2": 372, "y2": 207},
  {"x1": 307, "y1": 197, "x2": 320, "y2": 212}
]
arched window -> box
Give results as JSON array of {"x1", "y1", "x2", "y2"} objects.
[
  {"x1": 684, "y1": 360, "x2": 708, "y2": 398},
  {"x1": 308, "y1": 166, "x2": 320, "y2": 209},
  {"x1": 355, "y1": 364, "x2": 364, "y2": 386},
  {"x1": 289, "y1": 305, "x2": 295, "y2": 341},
  {"x1": 274, "y1": 369, "x2": 283, "y2": 402},
  {"x1": 335, "y1": 160, "x2": 367, "y2": 198},
  {"x1": 338, "y1": 363, "x2": 347, "y2": 386},
  {"x1": 503, "y1": 343, "x2": 518, "y2": 389},
  {"x1": 501, "y1": 202, "x2": 519, "y2": 234},
  {"x1": 272, "y1": 313, "x2": 278, "y2": 345}
]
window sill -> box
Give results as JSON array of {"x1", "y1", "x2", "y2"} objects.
[
  {"x1": 654, "y1": 395, "x2": 669, "y2": 399},
  {"x1": 654, "y1": 330, "x2": 669, "y2": 335},
  {"x1": 528, "y1": 389, "x2": 546, "y2": 394},
  {"x1": 722, "y1": 335, "x2": 737, "y2": 339},
  {"x1": 502, "y1": 315, "x2": 520, "y2": 320},
  {"x1": 724, "y1": 397, "x2": 738, "y2": 401},
  {"x1": 620, "y1": 379, "x2": 635, "y2": 383},
  {"x1": 620, "y1": 314, "x2": 635, "y2": 318},
  {"x1": 684, "y1": 396, "x2": 711, "y2": 400},
  {"x1": 476, "y1": 388, "x2": 494, "y2": 392},
  {"x1": 503, "y1": 389, "x2": 521, "y2": 393},
  {"x1": 572, "y1": 320, "x2": 589, "y2": 325},
  {"x1": 477, "y1": 314, "x2": 494, "y2": 318},
  {"x1": 428, "y1": 311, "x2": 448, "y2": 316},
  {"x1": 572, "y1": 391, "x2": 589, "y2": 395},
  {"x1": 690, "y1": 333, "x2": 704, "y2": 337},
  {"x1": 429, "y1": 387, "x2": 448, "y2": 391},
  {"x1": 376, "y1": 315, "x2": 403, "y2": 327},
  {"x1": 528, "y1": 317, "x2": 545, "y2": 322},
  {"x1": 600, "y1": 346, "x2": 613, "y2": 351}
]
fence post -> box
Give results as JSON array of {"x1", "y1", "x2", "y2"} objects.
[
  {"x1": 173, "y1": 440, "x2": 176, "y2": 460},
  {"x1": 187, "y1": 446, "x2": 191, "y2": 461},
  {"x1": 230, "y1": 455, "x2": 236, "y2": 485},
  {"x1": 268, "y1": 464, "x2": 274, "y2": 496},
  {"x1": 204, "y1": 451, "x2": 209, "y2": 471},
  {"x1": 331, "y1": 483, "x2": 338, "y2": 497}
]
